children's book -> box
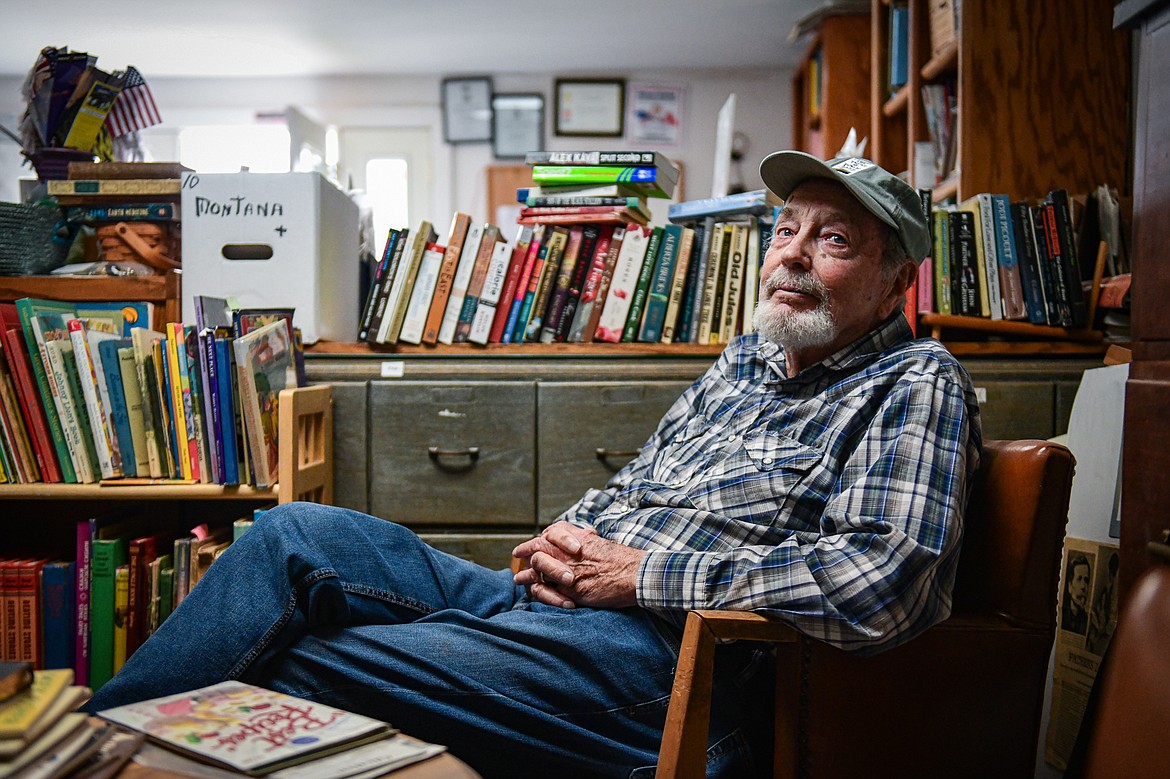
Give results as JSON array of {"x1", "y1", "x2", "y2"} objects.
[
  {"x1": 96, "y1": 681, "x2": 394, "y2": 776},
  {"x1": 232, "y1": 320, "x2": 297, "y2": 488}
]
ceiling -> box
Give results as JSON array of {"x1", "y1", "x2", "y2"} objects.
[{"x1": 0, "y1": 0, "x2": 824, "y2": 79}]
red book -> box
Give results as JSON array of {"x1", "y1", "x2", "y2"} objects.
[
  {"x1": 16, "y1": 560, "x2": 44, "y2": 666},
  {"x1": 0, "y1": 311, "x2": 62, "y2": 482},
  {"x1": 422, "y1": 212, "x2": 472, "y2": 344},
  {"x1": 2, "y1": 560, "x2": 22, "y2": 662},
  {"x1": 126, "y1": 533, "x2": 162, "y2": 657},
  {"x1": 489, "y1": 224, "x2": 545, "y2": 343}
]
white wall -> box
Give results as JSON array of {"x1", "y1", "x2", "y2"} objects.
[{"x1": 0, "y1": 67, "x2": 791, "y2": 219}]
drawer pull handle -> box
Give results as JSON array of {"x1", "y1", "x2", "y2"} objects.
[
  {"x1": 595, "y1": 447, "x2": 638, "y2": 469},
  {"x1": 428, "y1": 446, "x2": 480, "y2": 472}
]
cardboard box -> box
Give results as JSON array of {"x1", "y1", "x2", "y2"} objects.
[{"x1": 181, "y1": 172, "x2": 359, "y2": 343}]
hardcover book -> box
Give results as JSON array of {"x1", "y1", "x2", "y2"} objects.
[
  {"x1": 422, "y1": 213, "x2": 472, "y2": 344},
  {"x1": 594, "y1": 225, "x2": 652, "y2": 343},
  {"x1": 529, "y1": 166, "x2": 674, "y2": 199},
  {"x1": 438, "y1": 222, "x2": 485, "y2": 344},
  {"x1": 232, "y1": 320, "x2": 297, "y2": 489},
  {"x1": 97, "y1": 682, "x2": 394, "y2": 776}
]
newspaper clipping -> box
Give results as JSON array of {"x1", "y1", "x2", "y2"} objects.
[{"x1": 1045, "y1": 538, "x2": 1120, "y2": 768}]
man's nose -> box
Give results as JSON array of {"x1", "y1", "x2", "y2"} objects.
[{"x1": 777, "y1": 230, "x2": 813, "y2": 271}]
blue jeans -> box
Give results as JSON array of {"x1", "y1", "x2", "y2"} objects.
[{"x1": 87, "y1": 503, "x2": 771, "y2": 778}]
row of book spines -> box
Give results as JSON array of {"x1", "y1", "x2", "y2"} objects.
[
  {"x1": 501, "y1": 215, "x2": 770, "y2": 346},
  {"x1": 355, "y1": 212, "x2": 772, "y2": 346},
  {"x1": 71, "y1": 515, "x2": 256, "y2": 688},
  {"x1": 0, "y1": 307, "x2": 261, "y2": 487},
  {"x1": 923, "y1": 190, "x2": 1086, "y2": 328},
  {"x1": 0, "y1": 560, "x2": 73, "y2": 670}
]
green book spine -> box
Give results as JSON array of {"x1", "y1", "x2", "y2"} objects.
[
  {"x1": 639, "y1": 224, "x2": 683, "y2": 342},
  {"x1": 158, "y1": 567, "x2": 174, "y2": 625},
  {"x1": 90, "y1": 537, "x2": 127, "y2": 690},
  {"x1": 622, "y1": 227, "x2": 664, "y2": 342},
  {"x1": 14, "y1": 299, "x2": 77, "y2": 482}
]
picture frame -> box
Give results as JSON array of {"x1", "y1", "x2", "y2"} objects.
[
  {"x1": 441, "y1": 77, "x2": 493, "y2": 144},
  {"x1": 626, "y1": 83, "x2": 685, "y2": 147},
  {"x1": 554, "y1": 78, "x2": 625, "y2": 137},
  {"x1": 492, "y1": 93, "x2": 544, "y2": 160}
]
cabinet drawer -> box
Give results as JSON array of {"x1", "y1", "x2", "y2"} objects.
[
  {"x1": 972, "y1": 380, "x2": 1055, "y2": 440},
  {"x1": 369, "y1": 381, "x2": 536, "y2": 526},
  {"x1": 330, "y1": 382, "x2": 368, "y2": 513},
  {"x1": 537, "y1": 381, "x2": 689, "y2": 522}
]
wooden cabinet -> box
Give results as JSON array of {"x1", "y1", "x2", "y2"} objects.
[
  {"x1": 869, "y1": 0, "x2": 1129, "y2": 204},
  {"x1": 791, "y1": 12, "x2": 872, "y2": 158},
  {"x1": 308, "y1": 353, "x2": 1096, "y2": 569}
]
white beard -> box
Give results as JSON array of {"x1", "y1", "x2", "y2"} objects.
[{"x1": 752, "y1": 267, "x2": 837, "y2": 351}]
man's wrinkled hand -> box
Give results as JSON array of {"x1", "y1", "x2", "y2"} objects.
[{"x1": 512, "y1": 522, "x2": 645, "y2": 610}]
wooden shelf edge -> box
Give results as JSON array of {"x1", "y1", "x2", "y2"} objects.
[
  {"x1": 921, "y1": 40, "x2": 959, "y2": 80},
  {"x1": 883, "y1": 85, "x2": 910, "y2": 117},
  {"x1": 304, "y1": 341, "x2": 728, "y2": 358},
  {"x1": 921, "y1": 314, "x2": 1104, "y2": 343},
  {"x1": 0, "y1": 483, "x2": 279, "y2": 500},
  {"x1": 940, "y1": 341, "x2": 1110, "y2": 357}
]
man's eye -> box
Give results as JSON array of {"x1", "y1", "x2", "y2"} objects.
[
  {"x1": 777, "y1": 226, "x2": 796, "y2": 237},
  {"x1": 823, "y1": 232, "x2": 847, "y2": 245}
]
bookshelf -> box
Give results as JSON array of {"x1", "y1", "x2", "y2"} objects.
[
  {"x1": 790, "y1": 11, "x2": 872, "y2": 159},
  {"x1": 0, "y1": 384, "x2": 334, "y2": 505},
  {"x1": 0, "y1": 272, "x2": 181, "y2": 332},
  {"x1": 868, "y1": 0, "x2": 1129, "y2": 352},
  {"x1": 870, "y1": 0, "x2": 1129, "y2": 202}
]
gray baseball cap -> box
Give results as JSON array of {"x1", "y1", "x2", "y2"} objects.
[{"x1": 759, "y1": 150, "x2": 931, "y2": 262}]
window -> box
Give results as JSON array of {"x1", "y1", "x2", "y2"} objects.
[{"x1": 364, "y1": 158, "x2": 410, "y2": 251}]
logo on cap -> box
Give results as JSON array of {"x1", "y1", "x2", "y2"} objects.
[{"x1": 831, "y1": 158, "x2": 876, "y2": 175}]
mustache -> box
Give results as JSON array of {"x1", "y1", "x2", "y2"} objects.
[{"x1": 762, "y1": 267, "x2": 828, "y2": 302}]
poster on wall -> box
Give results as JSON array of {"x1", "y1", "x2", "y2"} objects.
[{"x1": 625, "y1": 83, "x2": 684, "y2": 147}]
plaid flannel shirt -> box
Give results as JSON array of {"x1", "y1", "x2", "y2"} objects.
[{"x1": 558, "y1": 315, "x2": 982, "y2": 653}]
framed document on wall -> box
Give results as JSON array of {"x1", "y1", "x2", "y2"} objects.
[
  {"x1": 554, "y1": 78, "x2": 625, "y2": 137},
  {"x1": 442, "y1": 77, "x2": 493, "y2": 143},
  {"x1": 492, "y1": 93, "x2": 544, "y2": 159}
]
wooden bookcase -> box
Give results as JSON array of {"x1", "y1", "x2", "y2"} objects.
[
  {"x1": 870, "y1": 0, "x2": 1129, "y2": 203},
  {"x1": 790, "y1": 12, "x2": 872, "y2": 159},
  {"x1": 0, "y1": 272, "x2": 181, "y2": 332},
  {"x1": 867, "y1": 0, "x2": 1129, "y2": 352},
  {"x1": 0, "y1": 384, "x2": 333, "y2": 519}
]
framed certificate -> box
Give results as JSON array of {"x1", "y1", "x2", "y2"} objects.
[
  {"x1": 442, "y1": 77, "x2": 493, "y2": 143},
  {"x1": 492, "y1": 93, "x2": 544, "y2": 160},
  {"x1": 554, "y1": 78, "x2": 625, "y2": 137}
]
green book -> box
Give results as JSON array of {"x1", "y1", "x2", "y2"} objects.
[
  {"x1": 622, "y1": 227, "x2": 664, "y2": 342},
  {"x1": 90, "y1": 536, "x2": 128, "y2": 690},
  {"x1": 529, "y1": 166, "x2": 674, "y2": 198},
  {"x1": 14, "y1": 299, "x2": 78, "y2": 483},
  {"x1": 638, "y1": 224, "x2": 684, "y2": 343}
]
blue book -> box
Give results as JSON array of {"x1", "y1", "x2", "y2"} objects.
[
  {"x1": 213, "y1": 334, "x2": 239, "y2": 485},
  {"x1": 503, "y1": 237, "x2": 551, "y2": 343},
  {"x1": 98, "y1": 338, "x2": 136, "y2": 477},
  {"x1": 638, "y1": 224, "x2": 684, "y2": 342},
  {"x1": 668, "y1": 190, "x2": 770, "y2": 223},
  {"x1": 41, "y1": 560, "x2": 76, "y2": 671},
  {"x1": 889, "y1": 4, "x2": 910, "y2": 91},
  {"x1": 197, "y1": 328, "x2": 224, "y2": 483}
]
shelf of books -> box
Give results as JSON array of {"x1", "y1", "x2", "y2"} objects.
[
  {"x1": 351, "y1": 150, "x2": 777, "y2": 357},
  {"x1": 0, "y1": 295, "x2": 333, "y2": 501}
]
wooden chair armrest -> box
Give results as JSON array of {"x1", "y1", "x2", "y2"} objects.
[
  {"x1": 657, "y1": 611, "x2": 798, "y2": 779},
  {"x1": 278, "y1": 385, "x2": 333, "y2": 505}
]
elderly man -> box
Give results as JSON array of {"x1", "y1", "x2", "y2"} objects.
[{"x1": 88, "y1": 152, "x2": 981, "y2": 778}]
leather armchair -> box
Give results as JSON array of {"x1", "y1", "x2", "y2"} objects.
[{"x1": 656, "y1": 439, "x2": 1076, "y2": 779}]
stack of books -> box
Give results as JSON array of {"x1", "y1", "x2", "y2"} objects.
[
  {"x1": 0, "y1": 665, "x2": 138, "y2": 779},
  {"x1": 48, "y1": 162, "x2": 186, "y2": 273},
  {"x1": 0, "y1": 298, "x2": 303, "y2": 490},
  {"x1": 517, "y1": 150, "x2": 680, "y2": 226}
]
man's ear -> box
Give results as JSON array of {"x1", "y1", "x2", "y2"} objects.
[{"x1": 879, "y1": 259, "x2": 918, "y2": 319}]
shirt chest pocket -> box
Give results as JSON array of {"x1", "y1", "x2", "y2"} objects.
[{"x1": 692, "y1": 429, "x2": 824, "y2": 524}]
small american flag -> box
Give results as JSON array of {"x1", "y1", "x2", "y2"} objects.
[{"x1": 105, "y1": 66, "x2": 162, "y2": 137}]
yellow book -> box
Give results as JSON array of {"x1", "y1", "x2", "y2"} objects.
[
  {"x1": 112, "y1": 565, "x2": 130, "y2": 673},
  {"x1": 0, "y1": 669, "x2": 73, "y2": 739},
  {"x1": 165, "y1": 323, "x2": 192, "y2": 480}
]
